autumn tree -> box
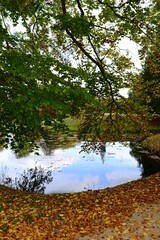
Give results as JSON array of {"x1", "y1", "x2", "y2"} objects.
[
  {"x1": 129, "y1": 0, "x2": 160, "y2": 119},
  {"x1": 130, "y1": 52, "x2": 160, "y2": 116},
  {"x1": 0, "y1": 0, "x2": 159, "y2": 152}
]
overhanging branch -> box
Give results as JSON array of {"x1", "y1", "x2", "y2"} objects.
[
  {"x1": 60, "y1": 0, "x2": 119, "y2": 103},
  {"x1": 76, "y1": 0, "x2": 84, "y2": 16}
]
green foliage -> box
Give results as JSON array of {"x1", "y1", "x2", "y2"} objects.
[
  {"x1": 0, "y1": 0, "x2": 159, "y2": 152},
  {"x1": 129, "y1": 52, "x2": 160, "y2": 115},
  {"x1": 54, "y1": 14, "x2": 93, "y2": 37},
  {"x1": 64, "y1": 117, "x2": 81, "y2": 131}
]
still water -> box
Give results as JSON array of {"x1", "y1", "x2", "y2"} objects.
[{"x1": 0, "y1": 141, "x2": 159, "y2": 193}]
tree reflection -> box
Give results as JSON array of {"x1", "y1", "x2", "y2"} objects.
[
  {"x1": 99, "y1": 142, "x2": 106, "y2": 164},
  {"x1": 39, "y1": 135, "x2": 78, "y2": 156},
  {"x1": 129, "y1": 142, "x2": 160, "y2": 178},
  {"x1": 0, "y1": 166, "x2": 53, "y2": 194}
]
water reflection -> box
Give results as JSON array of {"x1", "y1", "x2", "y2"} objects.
[
  {"x1": 99, "y1": 142, "x2": 106, "y2": 164},
  {"x1": 0, "y1": 141, "x2": 160, "y2": 193},
  {"x1": 0, "y1": 166, "x2": 53, "y2": 193},
  {"x1": 39, "y1": 136, "x2": 78, "y2": 156}
]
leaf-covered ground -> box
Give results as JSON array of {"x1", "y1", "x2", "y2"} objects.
[{"x1": 0, "y1": 173, "x2": 160, "y2": 240}]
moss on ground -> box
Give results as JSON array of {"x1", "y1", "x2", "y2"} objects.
[{"x1": 142, "y1": 134, "x2": 160, "y2": 155}]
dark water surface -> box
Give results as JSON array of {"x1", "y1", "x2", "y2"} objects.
[{"x1": 0, "y1": 141, "x2": 160, "y2": 193}]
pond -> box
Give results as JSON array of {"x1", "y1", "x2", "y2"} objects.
[{"x1": 0, "y1": 140, "x2": 160, "y2": 194}]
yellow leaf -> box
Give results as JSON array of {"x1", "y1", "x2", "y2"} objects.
[{"x1": 105, "y1": 219, "x2": 111, "y2": 224}]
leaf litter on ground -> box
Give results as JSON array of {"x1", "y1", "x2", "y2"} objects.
[{"x1": 0, "y1": 173, "x2": 160, "y2": 239}]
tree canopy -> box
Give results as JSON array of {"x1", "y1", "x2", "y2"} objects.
[
  {"x1": 129, "y1": 52, "x2": 160, "y2": 115},
  {"x1": 0, "y1": 0, "x2": 160, "y2": 152}
]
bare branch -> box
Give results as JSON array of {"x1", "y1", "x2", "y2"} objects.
[
  {"x1": 61, "y1": 0, "x2": 67, "y2": 14},
  {"x1": 76, "y1": 0, "x2": 84, "y2": 16}
]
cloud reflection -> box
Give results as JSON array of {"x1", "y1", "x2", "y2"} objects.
[
  {"x1": 106, "y1": 170, "x2": 140, "y2": 187},
  {"x1": 0, "y1": 142, "x2": 142, "y2": 193},
  {"x1": 46, "y1": 174, "x2": 100, "y2": 193}
]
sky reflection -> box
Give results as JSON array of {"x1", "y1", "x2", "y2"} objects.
[{"x1": 0, "y1": 142, "x2": 141, "y2": 193}]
